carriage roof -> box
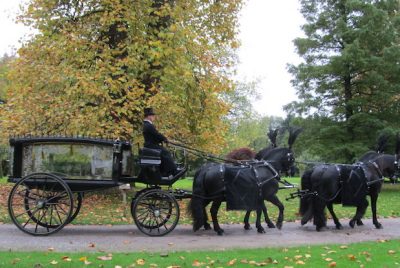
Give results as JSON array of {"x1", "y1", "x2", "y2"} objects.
[{"x1": 9, "y1": 136, "x2": 131, "y2": 148}]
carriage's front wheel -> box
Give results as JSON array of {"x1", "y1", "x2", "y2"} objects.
[
  {"x1": 8, "y1": 173, "x2": 73, "y2": 236},
  {"x1": 132, "y1": 189, "x2": 180, "y2": 236}
]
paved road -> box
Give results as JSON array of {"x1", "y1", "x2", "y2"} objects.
[{"x1": 1, "y1": 218, "x2": 399, "y2": 252}]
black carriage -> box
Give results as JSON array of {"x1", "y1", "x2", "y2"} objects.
[{"x1": 7, "y1": 136, "x2": 189, "y2": 236}]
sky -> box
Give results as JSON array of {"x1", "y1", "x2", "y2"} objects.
[{"x1": 0, "y1": 0, "x2": 305, "y2": 117}]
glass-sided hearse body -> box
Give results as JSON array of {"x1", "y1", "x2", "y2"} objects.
[{"x1": 7, "y1": 136, "x2": 188, "y2": 236}]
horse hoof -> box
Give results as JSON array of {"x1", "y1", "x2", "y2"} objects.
[
  {"x1": 244, "y1": 225, "x2": 252, "y2": 230},
  {"x1": 316, "y1": 226, "x2": 325, "y2": 232},
  {"x1": 267, "y1": 222, "x2": 276, "y2": 228},
  {"x1": 204, "y1": 223, "x2": 212, "y2": 230},
  {"x1": 335, "y1": 224, "x2": 343, "y2": 230},
  {"x1": 216, "y1": 229, "x2": 224, "y2": 236},
  {"x1": 257, "y1": 228, "x2": 266, "y2": 234},
  {"x1": 276, "y1": 222, "x2": 282, "y2": 230},
  {"x1": 356, "y1": 220, "x2": 364, "y2": 226},
  {"x1": 374, "y1": 223, "x2": 383, "y2": 229},
  {"x1": 349, "y1": 220, "x2": 355, "y2": 228}
]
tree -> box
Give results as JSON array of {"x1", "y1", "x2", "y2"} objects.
[
  {"x1": 0, "y1": 0, "x2": 243, "y2": 153},
  {"x1": 0, "y1": 54, "x2": 14, "y2": 104},
  {"x1": 286, "y1": 0, "x2": 400, "y2": 162}
]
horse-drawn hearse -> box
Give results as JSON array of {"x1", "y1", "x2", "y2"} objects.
[
  {"x1": 6, "y1": 132, "x2": 299, "y2": 237},
  {"x1": 7, "y1": 136, "x2": 190, "y2": 236}
]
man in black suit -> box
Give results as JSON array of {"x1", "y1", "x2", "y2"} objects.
[{"x1": 143, "y1": 107, "x2": 177, "y2": 176}]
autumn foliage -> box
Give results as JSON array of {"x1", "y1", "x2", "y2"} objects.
[{"x1": 0, "y1": 0, "x2": 243, "y2": 153}]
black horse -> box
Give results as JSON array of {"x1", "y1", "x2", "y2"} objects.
[
  {"x1": 189, "y1": 127, "x2": 301, "y2": 234},
  {"x1": 189, "y1": 161, "x2": 280, "y2": 235},
  {"x1": 299, "y1": 153, "x2": 400, "y2": 231}
]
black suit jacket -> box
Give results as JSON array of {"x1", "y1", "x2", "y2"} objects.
[{"x1": 143, "y1": 120, "x2": 168, "y2": 148}]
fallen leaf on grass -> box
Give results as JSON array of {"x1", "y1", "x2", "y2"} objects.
[
  {"x1": 48, "y1": 247, "x2": 55, "y2": 252},
  {"x1": 294, "y1": 255, "x2": 303, "y2": 260},
  {"x1": 227, "y1": 258, "x2": 237, "y2": 266},
  {"x1": 388, "y1": 250, "x2": 396, "y2": 254},
  {"x1": 296, "y1": 260, "x2": 305, "y2": 265},
  {"x1": 305, "y1": 254, "x2": 311, "y2": 258},
  {"x1": 347, "y1": 254, "x2": 356, "y2": 261},
  {"x1": 97, "y1": 256, "x2": 112, "y2": 261},
  {"x1": 325, "y1": 258, "x2": 333, "y2": 262},
  {"x1": 166, "y1": 266, "x2": 181, "y2": 268},
  {"x1": 340, "y1": 245, "x2": 348, "y2": 249},
  {"x1": 61, "y1": 256, "x2": 71, "y2": 262},
  {"x1": 192, "y1": 260, "x2": 203, "y2": 267},
  {"x1": 50, "y1": 260, "x2": 58, "y2": 265},
  {"x1": 11, "y1": 258, "x2": 20, "y2": 264},
  {"x1": 240, "y1": 259, "x2": 248, "y2": 264},
  {"x1": 136, "y1": 259, "x2": 145, "y2": 265},
  {"x1": 328, "y1": 261, "x2": 337, "y2": 267},
  {"x1": 79, "y1": 257, "x2": 88, "y2": 262}
]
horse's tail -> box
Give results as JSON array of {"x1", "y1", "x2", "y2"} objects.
[
  {"x1": 300, "y1": 168, "x2": 314, "y2": 225},
  {"x1": 187, "y1": 168, "x2": 206, "y2": 232},
  {"x1": 188, "y1": 196, "x2": 205, "y2": 232}
]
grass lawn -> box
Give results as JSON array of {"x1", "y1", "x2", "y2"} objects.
[
  {"x1": 0, "y1": 239, "x2": 399, "y2": 267},
  {"x1": 0, "y1": 176, "x2": 399, "y2": 226}
]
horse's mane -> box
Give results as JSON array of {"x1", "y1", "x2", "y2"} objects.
[
  {"x1": 226, "y1": 147, "x2": 256, "y2": 161},
  {"x1": 396, "y1": 133, "x2": 400, "y2": 155},
  {"x1": 259, "y1": 147, "x2": 291, "y2": 162}
]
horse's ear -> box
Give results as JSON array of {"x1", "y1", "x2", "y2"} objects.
[
  {"x1": 288, "y1": 127, "x2": 303, "y2": 149},
  {"x1": 396, "y1": 132, "x2": 400, "y2": 155},
  {"x1": 376, "y1": 133, "x2": 389, "y2": 153}
]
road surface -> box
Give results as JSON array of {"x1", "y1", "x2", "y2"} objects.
[{"x1": 1, "y1": 218, "x2": 400, "y2": 252}]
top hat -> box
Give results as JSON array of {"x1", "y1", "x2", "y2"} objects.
[{"x1": 144, "y1": 107, "x2": 156, "y2": 117}]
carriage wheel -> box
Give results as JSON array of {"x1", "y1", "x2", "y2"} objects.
[
  {"x1": 24, "y1": 191, "x2": 82, "y2": 228},
  {"x1": 8, "y1": 173, "x2": 73, "y2": 236},
  {"x1": 132, "y1": 189, "x2": 180, "y2": 236},
  {"x1": 68, "y1": 192, "x2": 83, "y2": 224}
]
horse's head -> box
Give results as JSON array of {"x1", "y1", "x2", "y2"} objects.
[
  {"x1": 393, "y1": 154, "x2": 400, "y2": 179},
  {"x1": 259, "y1": 147, "x2": 296, "y2": 176}
]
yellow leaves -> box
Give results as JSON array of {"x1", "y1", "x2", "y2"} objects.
[
  {"x1": 227, "y1": 258, "x2": 237, "y2": 266},
  {"x1": 388, "y1": 250, "x2": 396, "y2": 254},
  {"x1": 136, "y1": 258, "x2": 146, "y2": 265}
]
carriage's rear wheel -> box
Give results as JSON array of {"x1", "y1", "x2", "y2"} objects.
[
  {"x1": 132, "y1": 189, "x2": 180, "y2": 236},
  {"x1": 8, "y1": 173, "x2": 73, "y2": 236},
  {"x1": 24, "y1": 191, "x2": 82, "y2": 228}
]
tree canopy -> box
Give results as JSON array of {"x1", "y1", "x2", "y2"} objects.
[
  {"x1": 0, "y1": 0, "x2": 243, "y2": 153},
  {"x1": 286, "y1": 0, "x2": 400, "y2": 162}
]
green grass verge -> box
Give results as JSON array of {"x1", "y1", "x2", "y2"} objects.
[
  {"x1": 0, "y1": 177, "x2": 399, "y2": 226},
  {"x1": 0, "y1": 240, "x2": 399, "y2": 267}
]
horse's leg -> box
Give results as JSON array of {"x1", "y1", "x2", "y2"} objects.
[
  {"x1": 370, "y1": 189, "x2": 382, "y2": 229},
  {"x1": 266, "y1": 194, "x2": 284, "y2": 230},
  {"x1": 349, "y1": 198, "x2": 368, "y2": 228},
  {"x1": 255, "y1": 207, "x2": 265, "y2": 233},
  {"x1": 244, "y1": 210, "x2": 251, "y2": 230},
  {"x1": 327, "y1": 202, "x2": 342, "y2": 229},
  {"x1": 210, "y1": 197, "x2": 224, "y2": 235},
  {"x1": 262, "y1": 202, "x2": 275, "y2": 228},
  {"x1": 203, "y1": 200, "x2": 212, "y2": 230}
]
